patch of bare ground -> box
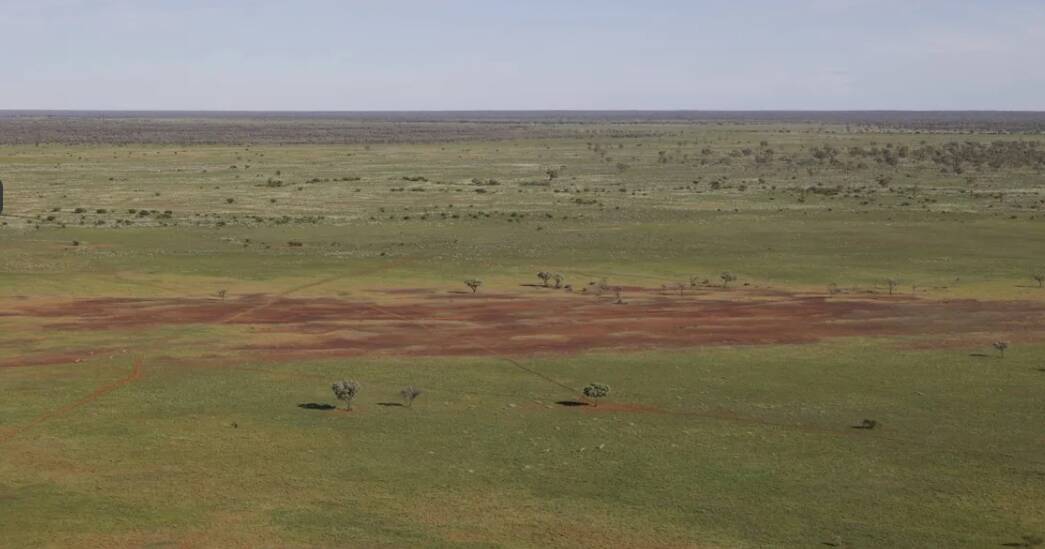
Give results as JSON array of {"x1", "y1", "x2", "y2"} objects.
[{"x1": 7, "y1": 289, "x2": 1045, "y2": 363}]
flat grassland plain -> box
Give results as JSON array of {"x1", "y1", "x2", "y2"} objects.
[{"x1": 1, "y1": 112, "x2": 1044, "y2": 548}]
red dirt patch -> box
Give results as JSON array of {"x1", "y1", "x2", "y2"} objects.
[
  {"x1": 0, "y1": 348, "x2": 116, "y2": 369},
  {"x1": 9, "y1": 290, "x2": 1045, "y2": 361},
  {"x1": 580, "y1": 402, "x2": 664, "y2": 414}
]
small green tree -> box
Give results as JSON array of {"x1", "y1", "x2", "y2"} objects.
[
  {"x1": 582, "y1": 383, "x2": 610, "y2": 406},
  {"x1": 720, "y1": 272, "x2": 737, "y2": 288},
  {"x1": 537, "y1": 271, "x2": 551, "y2": 287},
  {"x1": 331, "y1": 380, "x2": 360, "y2": 410},
  {"x1": 216, "y1": 289, "x2": 227, "y2": 301},
  {"x1": 400, "y1": 386, "x2": 422, "y2": 407},
  {"x1": 1034, "y1": 273, "x2": 1044, "y2": 288},
  {"x1": 993, "y1": 341, "x2": 1009, "y2": 358},
  {"x1": 886, "y1": 278, "x2": 898, "y2": 295},
  {"x1": 552, "y1": 273, "x2": 564, "y2": 289},
  {"x1": 465, "y1": 279, "x2": 483, "y2": 293}
]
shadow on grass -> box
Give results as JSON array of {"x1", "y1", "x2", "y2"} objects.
[
  {"x1": 298, "y1": 403, "x2": 336, "y2": 411},
  {"x1": 376, "y1": 402, "x2": 404, "y2": 407},
  {"x1": 556, "y1": 400, "x2": 590, "y2": 407}
]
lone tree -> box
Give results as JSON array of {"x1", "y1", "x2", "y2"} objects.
[
  {"x1": 993, "y1": 341, "x2": 1009, "y2": 358},
  {"x1": 464, "y1": 279, "x2": 483, "y2": 293},
  {"x1": 582, "y1": 383, "x2": 610, "y2": 406},
  {"x1": 886, "y1": 278, "x2": 899, "y2": 295},
  {"x1": 331, "y1": 380, "x2": 360, "y2": 410},
  {"x1": 399, "y1": 386, "x2": 422, "y2": 407},
  {"x1": 537, "y1": 271, "x2": 551, "y2": 287},
  {"x1": 216, "y1": 289, "x2": 227, "y2": 301},
  {"x1": 720, "y1": 272, "x2": 737, "y2": 288},
  {"x1": 1034, "y1": 273, "x2": 1044, "y2": 288},
  {"x1": 552, "y1": 273, "x2": 564, "y2": 289},
  {"x1": 613, "y1": 286, "x2": 625, "y2": 304}
]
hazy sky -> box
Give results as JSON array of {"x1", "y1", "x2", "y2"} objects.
[{"x1": 2, "y1": 0, "x2": 1043, "y2": 110}]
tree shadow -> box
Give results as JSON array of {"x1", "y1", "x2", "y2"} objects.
[
  {"x1": 556, "y1": 400, "x2": 590, "y2": 407},
  {"x1": 298, "y1": 403, "x2": 336, "y2": 410},
  {"x1": 968, "y1": 353, "x2": 991, "y2": 358},
  {"x1": 376, "y1": 402, "x2": 404, "y2": 407}
]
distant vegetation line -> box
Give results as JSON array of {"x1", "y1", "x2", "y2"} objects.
[{"x1": 2, "y1": 111, "x2": 1043, "y2": 146}]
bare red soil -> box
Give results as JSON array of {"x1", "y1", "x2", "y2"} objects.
[
  {"x1": 12, "y1": 289, "x2": 1045, "y2": 363},
  {"x1": 0, "y1": 349, "x2": 114, "y2": 369}
]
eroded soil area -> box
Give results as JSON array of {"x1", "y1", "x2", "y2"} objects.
[{"x1": 7, "y1": 288, "x2": 1045, "y2": 365}]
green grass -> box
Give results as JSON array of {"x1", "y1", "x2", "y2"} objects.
[
  {"x1": 1, "y1": 121, "x2": 1044, "y2": 547},
  {"x1": 2, "y1": 344, "x2": 1043, "y2": 547}
]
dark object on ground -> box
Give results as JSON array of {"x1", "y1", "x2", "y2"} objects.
[
  {"x1": 556, "y1": 400, "x2": 590, "y2": 407},
  {"x1": 1001, "y1": 534, "x2": 1044, "y2": 547},
  {"x1": 376, "y1": 402, "x2": 404, "y2": 407},
  {"x1": 298, "y1": 403, "x2": 336, "y2": 410},
  {"x1": 852, "y1": 419, "x2": 878, "y2": 430}
]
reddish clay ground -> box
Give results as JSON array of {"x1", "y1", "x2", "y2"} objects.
[{"x1": 10, "y1": 288, "x2": 1045, "y2": 364}]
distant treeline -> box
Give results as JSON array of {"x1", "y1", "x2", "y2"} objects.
[{"x1": 0, "y1": 110, "x2": 1043, "y2": 145}]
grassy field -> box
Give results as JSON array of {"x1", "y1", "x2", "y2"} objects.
[{"x1": 1, "y1": 115, "x2": 1044, "y2": 547}]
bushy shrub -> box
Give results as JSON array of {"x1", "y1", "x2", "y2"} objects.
[
  {"x1": 582, "y1": 383, "x2": 610, "y2": 406},
  {"x1": 331, "y1": 380, "x2": 360, "y2": 410}
]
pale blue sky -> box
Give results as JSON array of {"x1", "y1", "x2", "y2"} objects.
[{"x1": 2, "y1": 0, "x2": 1043, "y2": 110}]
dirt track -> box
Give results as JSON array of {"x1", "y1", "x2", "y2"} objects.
[{"x1": 12, "y1": 288, "x2": 1045, "y2": 361}]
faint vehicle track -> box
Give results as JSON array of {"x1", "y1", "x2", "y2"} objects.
[{"x1": 0, "y1": 359, "x2": 142, "y2": 445}]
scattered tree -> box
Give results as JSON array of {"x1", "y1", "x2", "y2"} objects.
[
  {"x1": 399, "y1": 386, "x2": 422, "y2": 407},
  {"x1": 582, "y1": 383, "x2": 610, "y2": 406},
  {"x1": 216, "y1": 289, "x2": 227, "y2": 301},
  {"x1": 537, "y1": 271, "x2": 551, "y2": 287},
  {"x1": 720, "y1": 272, "x2": 737, "y2": 288},
  {"x1": 993, "y1": 341, "x2": 1009, "y2": 358},
  {"x1": 465, "y1": 279, "x2": 483, "y2": 293},
  {"x1": 613, "y1": 286, "x2": 625, "y2": 304},
  {"x1": 331, "y1": 380, "x2": 360, "y2": 410},
  {"x1": 1034, "y1": 273, "x2": 1044, "y2": 288},
  {"x1": 886, "y1": 278, "x2": 898, "y2": 295}
]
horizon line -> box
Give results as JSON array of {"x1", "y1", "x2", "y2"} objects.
[{"x1": 3, "y1": 108, "x2": 1045, "y2": 113}]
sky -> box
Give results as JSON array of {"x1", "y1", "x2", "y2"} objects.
[{"x1": 2, "y1": 0, "x2": 1043, "y2": 111}]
